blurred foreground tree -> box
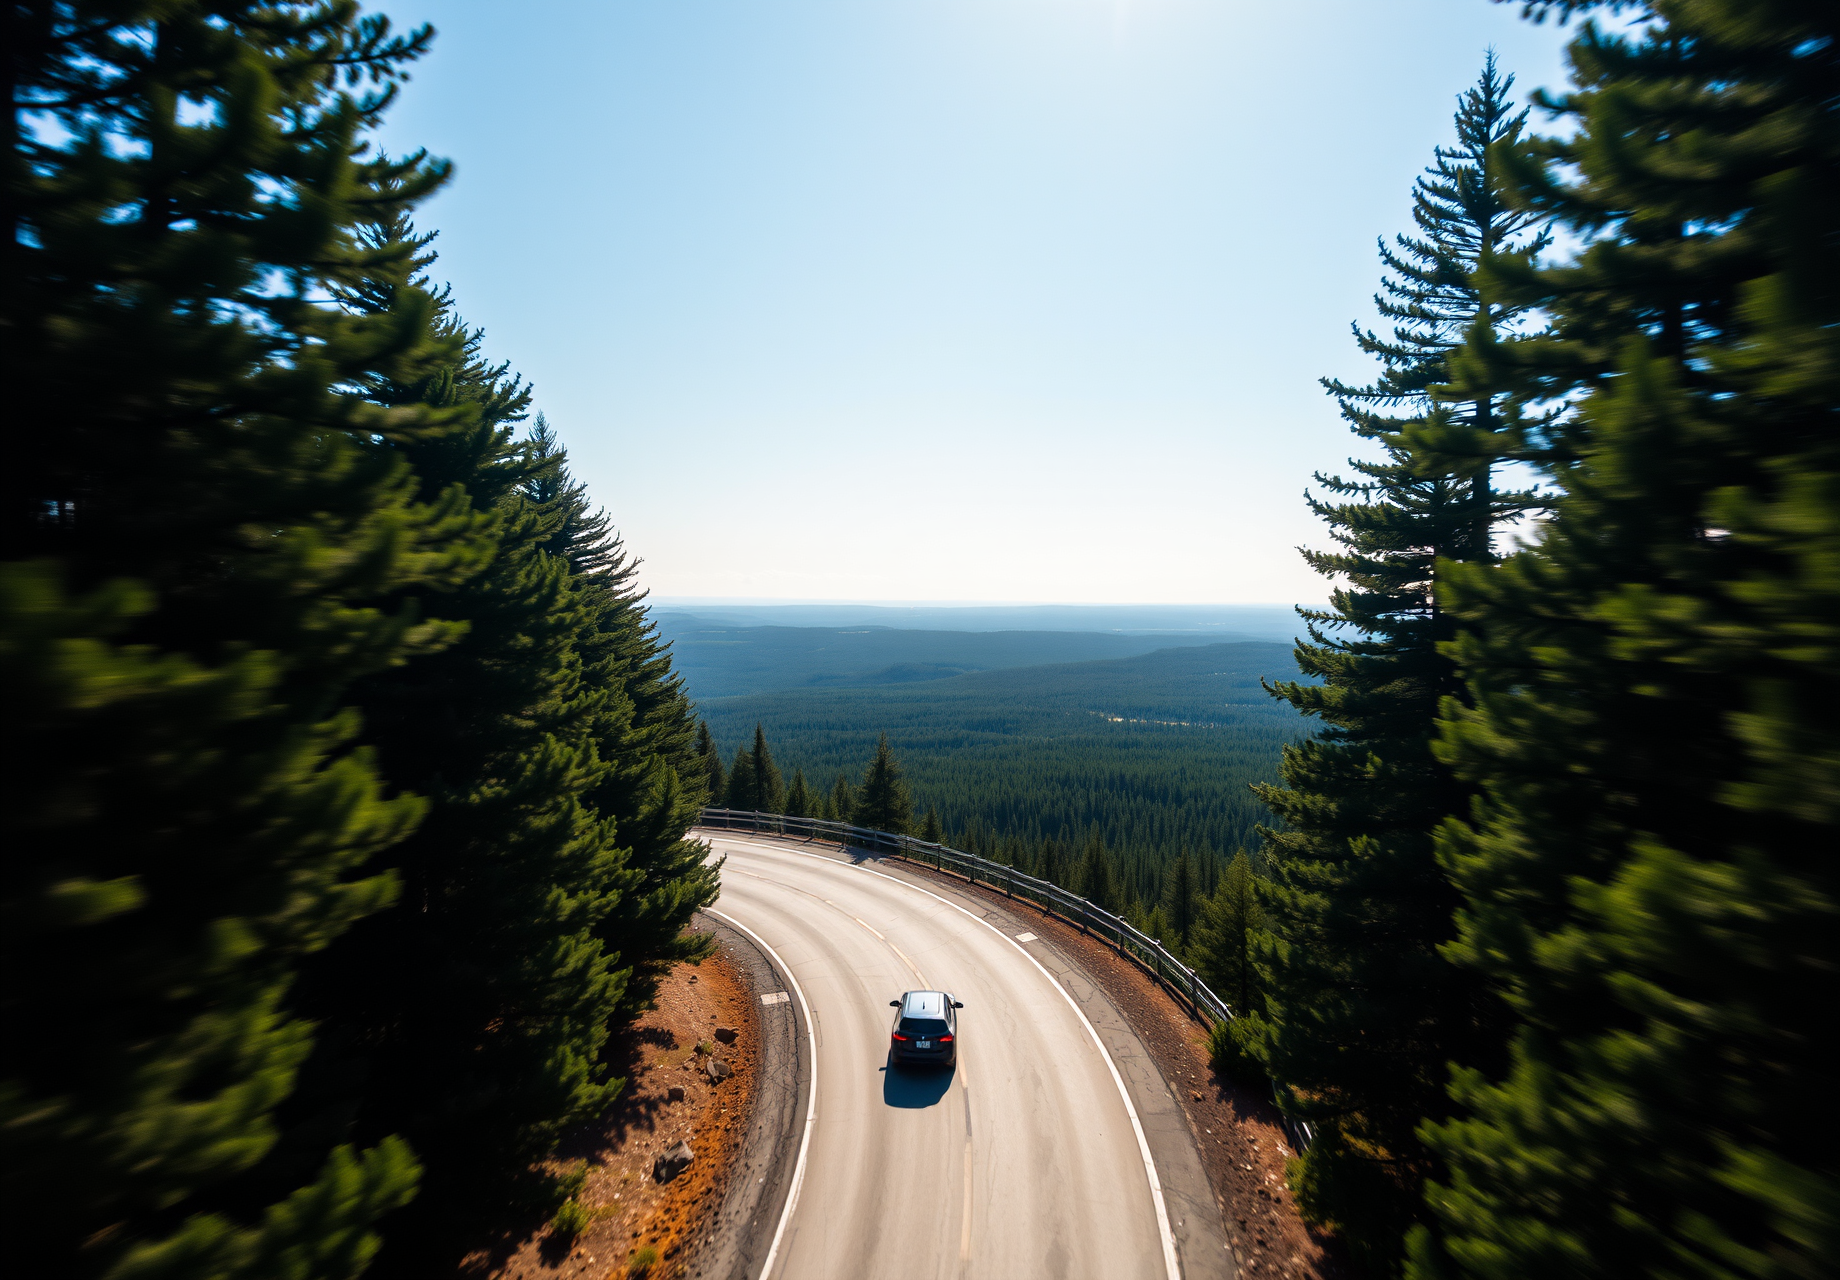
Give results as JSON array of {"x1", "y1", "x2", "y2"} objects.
[
  {"x1": 1254, "y1": 54, "x2": 1552, "y2": 1274},
  {"x1": 1411, "y1": 4, "x2": 1840, "y2": 1277},
  {"x1": 1, "y1": 3, "x2": 463, "y2": 1275},
  {"x1": 288, "y1": 262, "x2": 631, "y2": 1270}
]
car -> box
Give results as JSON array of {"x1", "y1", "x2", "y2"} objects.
[{"x1": 888, "y1": 989, "x2": 963, "y2": 1068}]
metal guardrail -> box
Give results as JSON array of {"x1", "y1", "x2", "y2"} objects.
[{"x1": 697, "y1": 806, "x2": 1313, "y2": 1150}]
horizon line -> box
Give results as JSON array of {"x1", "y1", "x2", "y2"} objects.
[{"x1": 647, "y1": 597, "x2": 1314, "y2": 608}]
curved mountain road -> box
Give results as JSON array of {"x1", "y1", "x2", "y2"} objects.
[{"x1": 703, "y1": 832, "x2": 1222, "y2": 1280}]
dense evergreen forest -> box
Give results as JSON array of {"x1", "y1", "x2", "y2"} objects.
[
  {"x1": 655, "y1": 616, "x2": 1251, "y2": 698},
  {"x1": 698, "y1": 642, "x2": 1307, "y2": 909},
  {"x1": 1239, "y1": 10, "x2": 1836, "y2": 1280},
  {"x1": 5, "y1": 5, "x2": 712, "y2": 1277}
]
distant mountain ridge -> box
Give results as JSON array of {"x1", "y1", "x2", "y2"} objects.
[{"x1": 653, "y1": 613, "x2": 1301, "y2": 701}]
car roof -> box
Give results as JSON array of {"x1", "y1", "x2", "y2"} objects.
[{"x1": 901, "y1": 990, "x2": 948, "y2": 1017}]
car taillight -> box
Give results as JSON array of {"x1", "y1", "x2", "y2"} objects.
[
  {"x1": 938, "y1": 1035, "x2": 953, "y2": 1043},
  {"x1": 890, "y1": 1033, "x2": 909, "y2": 1041}
]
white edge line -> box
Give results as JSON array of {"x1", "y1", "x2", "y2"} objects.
[
  {"x1": 706, "y1": 906, "x2": 818, "y2": 1280},
  {"x1": 705, "y1": 833, "x2": 1183, "y2": 1280}
]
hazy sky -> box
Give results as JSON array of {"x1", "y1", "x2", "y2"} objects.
[{"x1": 370, "y1": 1, "x2": 1576, "y2": 605}]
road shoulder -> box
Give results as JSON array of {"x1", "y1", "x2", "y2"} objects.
[{"x1": 688, "y1": 913, "x2": 811, "y2": 1280}]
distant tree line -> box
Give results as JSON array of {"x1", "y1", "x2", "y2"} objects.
[
  {"x1": 700, "y1": 722, "x2": 1264, "y2": 975},
  {"x1": 701, "y1": 722, "x2": 917, "y2": 836},
  {"x1": 697, "y1": 678, "x2": 1299, "y2": 915},
  {"x1": 5, "y1": 6, "x2": 714, "y2": 1278},
  {"x1": 1235, "y1": 14, "x2": 1835, "y2": 1280}
]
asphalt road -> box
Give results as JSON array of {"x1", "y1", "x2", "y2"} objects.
[{"x1": 705, "y1": 833, "x2": 1182, "y2": 1280}]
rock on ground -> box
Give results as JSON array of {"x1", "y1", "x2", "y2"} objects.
[{"x1": 653, "y1": 1142, "x2": 694, "y2": 1185}]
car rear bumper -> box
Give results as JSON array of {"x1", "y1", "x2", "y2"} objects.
[{"x1": 892, "y1": 1047, "x2": 956, "y2": 1067}]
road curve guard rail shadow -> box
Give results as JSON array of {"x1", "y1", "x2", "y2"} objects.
[{"x1": 697, "y1": 807, "x2": 1314, "y2": 1153}]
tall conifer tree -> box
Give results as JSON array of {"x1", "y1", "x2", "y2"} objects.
[
  {"x1": 1075, "y1": 832, "x2": 1123, "y2": 915},
  {"x1": 784, "y1": 769, "x2": 813, "y2": 819},
  {"x1": 728, "y1": 743, "x2": 758, "y2": 813},
  {"x1": 696, "y1": 721, "x2": 726, "y2": 807},
  {"x1": 1254, "y1": 56, "x2": 1551, "y2": 1273},
  {"x1": 1411, "y1": 6, "x2": 1839, "y2": 1277},
  {"x1": 921, "y1": 805, "x2": 944, "y2": 845},
  {"x1": 1162, "y1": 851, "x2": 1202, "y2": 955},
  {"x1": 1196, "y1": 853, "x2": 1264, "y2": 1014},
  {"x1": 852, "y1": 734, "x2": 914, "y2": 834},
  {"x1": 749, "y1": 723, "x2": 786, "y2": 814},
  {"x1": 292, "y1": 270, "x2": 631, "y2": 1267},
  {"x1": 520, "y1": 420, "x2": 716, "y2": 1025},
  {"x1": 3, "y1": 4, "x2": 460, "y2": 1275},
  {"x1": 828, "y1": 772, "x2": 856, "y2": 826}
]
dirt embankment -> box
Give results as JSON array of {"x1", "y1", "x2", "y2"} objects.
[{"x1": 459, "y1": 932, "x2": 762, "y2": 1280}]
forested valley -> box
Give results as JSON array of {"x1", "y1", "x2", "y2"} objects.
[{"x1": 693, "y1": 642, "x2": 1307, "y2": 939}]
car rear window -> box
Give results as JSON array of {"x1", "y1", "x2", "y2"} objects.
[{"x1": 899, "y1": 1018, "x2": 949, "y2": 1036}]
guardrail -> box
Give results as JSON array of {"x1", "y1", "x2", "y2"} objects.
[{"x1": 696, "y1": 806, "x2": 1313, "y2": 1150}]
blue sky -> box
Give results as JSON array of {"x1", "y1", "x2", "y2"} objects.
[{"x1": 370, "y1": 0, "x2": 1576, "y2": 604}]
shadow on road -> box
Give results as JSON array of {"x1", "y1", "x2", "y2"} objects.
[{"x1": 881, "y1": 1060, "x2": 955, "y2": 1109}]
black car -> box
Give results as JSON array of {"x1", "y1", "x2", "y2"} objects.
[{"x1": 888, "y1": 989, "x2": 963, "y2": 1067}]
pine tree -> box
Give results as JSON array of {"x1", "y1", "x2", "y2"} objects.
[
  {"x1": 3, "y1": 5, "x2": 457, "y2": 1275},
  {"x1": 1406, "y1": 7, "x2": 1840, "y2": 1278},
  {"x1": 749, "y1": 723, "x2": 786, "y2": 814},
  {"x1": 1162, "y1": 850, "x2": 1202, "y2": 955},
  {"x1": 1075, "y1": 832, "x2": 1123, "y2": 915},
  {"x1": 921, "y1": 805, "x2": 944, "y2": 845},
  {"x1": 828, "y1": 772, "x2": 856, "y2": 826},
  {"x1": 525, "y1": 415, "x2": 620, "y2": 576},
  {"x1": 696, "y1": 721, "x2": 726, "y2": 807},
  {"x1": 1001, "y1": 834, "x2": 1025, "y2": 868},
  {"x1": 1035, "y1": 838, "x2": 1067, "y2": 889},
  {"x1": 520, "y1": 419, "x2": 715, "y2": 1029},
  {"x1": 1250, "y1": 55, "x2": 1552, "y2": 1275},
  {"x1": 852, "y1": 733, "x2": 914, "y2": 834},
  {"x1": 784, "y1": 769, "x2": 813, "y2": 819},
  {"x1": 728, "y1": 743, "x2": 759, "y2": 813},
  {"x1": 1195, "y1": 853, "x2": 1265, "y2": 1015},
  {"x1": 290, "y1": 280, "x2": 634, "y2": 1267}
]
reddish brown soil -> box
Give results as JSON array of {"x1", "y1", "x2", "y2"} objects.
[
  {"x1": 894, "y1": 854, "x2": 1354, "y2": 1280},
  {"x1": 458, "y1": 940, "x2": 761, "y2": 1280}
]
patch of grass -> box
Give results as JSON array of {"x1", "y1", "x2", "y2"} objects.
[
  {"x1": 556, "y1": 1163, "x2": 589, "y2": 1200},
  {"x1": 628, "y1": 1244, "x2": 659, "y2": 1276},
  {"x1": 695, "y1": 1039, "x2": 713, "y2": 1056},
  {"x1": 550, "y1": 1197, "x2": 593, "y2": 1240},
  {"x1": 1206, "y1": 1014, "x2": 1269, "y2": 1088}
]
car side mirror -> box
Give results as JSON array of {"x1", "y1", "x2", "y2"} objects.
[
  {"x1": 890, "y1": 1000, "x2": 901, "y2": 1007},
  {"x1": 952, "y1": 1001, "x2": 964, "y2": 1009}
]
